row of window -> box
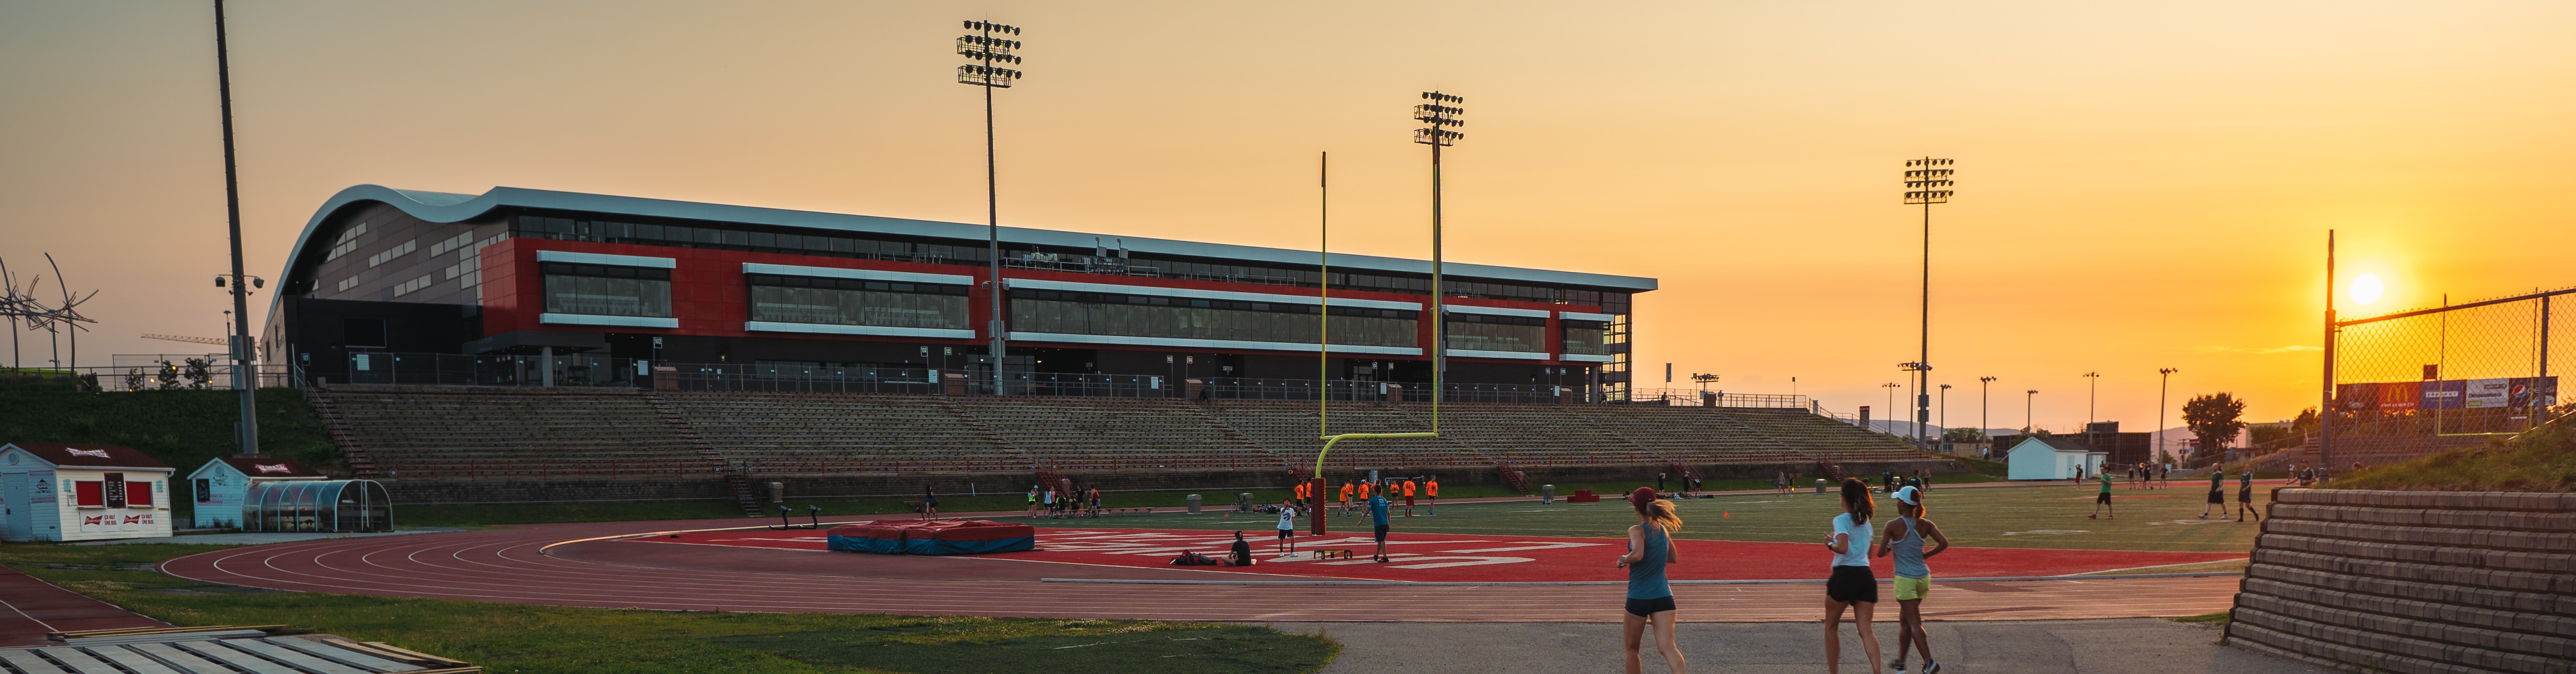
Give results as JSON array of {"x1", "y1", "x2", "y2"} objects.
[
  {"x1": 539, "y1": 264, "x2": 1611, "y2": 356},
  {"x1": 508, "y1": 212, "x2": 1632, "y2": 309}
]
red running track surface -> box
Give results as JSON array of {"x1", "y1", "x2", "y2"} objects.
[
  {"x1": 638, "y1": 526, "x2": 2241, "y2": 583},
  {"x1": 160, "y1": 518, "x2": 2248, "y2": 623}
]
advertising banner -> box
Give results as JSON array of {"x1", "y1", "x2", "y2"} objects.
[
  {"x1": 2378, "y1": 382, "x2": 2419, "y2": 411},
  {"x1": 2464, "y1": 378, "x2": 2511, "y2": 409},
  {"x1": 2419, "y1": 379, "x2": 2467, "y2": 411}
]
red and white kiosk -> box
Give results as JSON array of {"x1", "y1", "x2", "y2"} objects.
[{"x1": 0, "y1": 443, "x2": 175, "y2": 543}]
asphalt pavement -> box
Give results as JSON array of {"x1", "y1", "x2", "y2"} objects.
[{"x1": 1273, "y1": 618, "x2": 2320, "y2": 674}]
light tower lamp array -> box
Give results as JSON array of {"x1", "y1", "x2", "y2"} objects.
[
  {"x1": 1415, "y1": 91, "x2": 1464, "y2": 427},
  {"x1": 956, "y1": 19, "x2": 1022, "y2": 394},
  {"x1": 1903, "y1": 157, "x2": 1954, "y2": 450}
]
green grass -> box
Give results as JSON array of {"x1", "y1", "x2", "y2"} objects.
[
  {"x1": 0, "y1": 383, "x2": 336, "y2": 472},
  {"x1": 997, "y1": 481, "x2": 2262, "y2": 553},
  {"x1": 2169, "y1": 612, "x2": 2232, "y2": 626},
  {"x1": 0, "y1": 544, "x2": 1333, "y2": 674},
  {"x1": 2330, "y1": 420, "x2": 2576, "y2": 493}
]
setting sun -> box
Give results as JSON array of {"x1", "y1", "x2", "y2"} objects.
[{"x1": 2352, "y1": 274, "x2": 2386, "y2": 305}]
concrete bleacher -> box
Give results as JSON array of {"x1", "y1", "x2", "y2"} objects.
[
  {"x1": 1199, "y1": 400, "x2": 1491, "y2": 469},
  {"x1": 318, "y1": 386, "x2": 1938, "y2": 481},
  {"x1": 323, "y1": 386, "x2": 721, "y2": 480},
  {"x1": 947, "y1": 397, "x2": 1282, "y2": 471},
  {"x1": 660, "y1": 391, "x2": 1029, "y2": 473},
  {"x1": 1571, "y1": 405, "x2": 1815, "y2": 465},
  {"x1": 1387, "y1": 403, "x2": 1665, "y2": 466},
  {"x1": 1714, "y1": 407, "x2": 1923, "y2": 463}
]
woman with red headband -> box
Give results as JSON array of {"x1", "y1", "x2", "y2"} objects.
[{"x1": 1614, "y1": 487, "x2": 1686, "y2": 673}]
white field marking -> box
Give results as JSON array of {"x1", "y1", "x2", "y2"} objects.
[
  {"x1": 2143, "y1": 520, "x2": 2215, "y2": 526},
  {"x1": 2000, "y1": 530, "x2": 2089, "y2": 536},
  {"x1": 1440, "y1": 542, "x2": 1611, "y2": 554}
]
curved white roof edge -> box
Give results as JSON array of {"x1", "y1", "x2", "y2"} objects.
[{"x1": 267, "y1": 184, "x2": 1658, "y2": 325}]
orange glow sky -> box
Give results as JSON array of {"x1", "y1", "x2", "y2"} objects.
[{"x1": 4, "y1": 1, "x2": 2572, "y2": 430}]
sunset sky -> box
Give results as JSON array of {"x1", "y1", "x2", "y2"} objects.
[{"x1": 4, "y1": 1, "x2": 2571, "y2": 432}]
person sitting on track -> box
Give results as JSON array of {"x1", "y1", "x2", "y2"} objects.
[
  {"x1": 1876, "y1": 486, "x2": 1948, "y2": 674},
  {"x1": 1229, "y1": 531, "x2": 1255, "y2": 567},
  {"x1": 1821, "y1": 478, "x2": 1885, "y2": 674},
  {"x1": 1615, "y1": 486, "x2": 1685, "y2": 674}
]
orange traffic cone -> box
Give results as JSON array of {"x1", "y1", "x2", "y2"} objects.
[{"x1": 1723, "y1": 511, "x2": 1730, "y2": 518}]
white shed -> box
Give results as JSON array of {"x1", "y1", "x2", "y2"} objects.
[
  {"x1": 2005, "y1": 436, "x2": 2109, "y2": 481},
  {"x1": 0, "y1": 443, "x2": 175, "y2": 542},
  {"x1": 187, "y1": 456, "x2": 327, "y2": 529}
]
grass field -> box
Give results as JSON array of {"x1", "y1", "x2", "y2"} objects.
[
  {"x1": 994, "y1": 482, "x2": 2263, "y2": 554},
  {"x1": 0, "y1": 544, "x2": 1334, "y2": 674}
]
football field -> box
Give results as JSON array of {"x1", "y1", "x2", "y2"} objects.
[{"x1": 1000, "y1": 481, "x2": 2265, "y2": 555}]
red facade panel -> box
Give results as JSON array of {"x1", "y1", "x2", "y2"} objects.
[{"x1": 480, "y1": 239, "x2": 1600, "y2": 363}]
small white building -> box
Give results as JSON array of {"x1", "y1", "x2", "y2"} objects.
[
  {"x1": 0, "y1": 443, "x2": 175, "y2": 542},
  {"x1": 2005, "y1": 436, "x2": 2109, "y2": 481},
  {"x1": 187, "y1": 456, "x2": 327, "y2": 529}
]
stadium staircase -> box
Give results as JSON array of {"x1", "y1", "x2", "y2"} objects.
[
  {"x1": 639, "y1": 392, "x2": 760, "y2": 516},
  {"x1": 304, "y1": 385, "x2": 378, "y2": 478},
  {"x1": 1497, "y1": 464, "x2": 1532, "y2": 495}
]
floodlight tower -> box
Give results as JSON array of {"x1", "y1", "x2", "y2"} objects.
[
  {"x1": 2082, "y1": 371, "x2": 2102, "y2": 428},
  {"x1": 957, "y1": 19, "x2": 1023, "y2": 395},
  {"x1": 1903, "y1": 158, "x2": 1954, "y2": 452},
  {"x1": 2157, "y1": 367, "x2": 2179, "y2": 463},
  {"x1": 1900, "y1": 361, "x2": 1931, "y2": 446},
  {"x1": 213, "y1": 0, "x2": 259, "y2": 455},
  {"x1": 1979, "y1": 375, "x2": 1997, "y2": 456},
  {"x1": 1881, "y1": 382, "x2": 1903, "y2": 434},
  {"x1": 2025, "y1": 389, "x2": 2039, "y2": 434},
  {"x1": 1415, "y1": 91, "x2": 1464, "y2": 428}
]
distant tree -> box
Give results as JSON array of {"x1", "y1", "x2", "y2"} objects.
[
  {"x1": 182, "y1": 358, "x2": 214, "y2": 389},
  {"x1": 2183, "y1": 393, "x2": 2249, "y2": 460},
  {"x1": 1941, "y1": 427, "x2": 1985, "y2": 443},
  {"x1": 156, "y1": 361, "x2": 181, "y2": 391},
  {"x1": 2289, "y1": 407, "x2": 2319, "y2": 437},
  {"x1": 123, "y1": 368, "x2": 144, "y2": 392}
]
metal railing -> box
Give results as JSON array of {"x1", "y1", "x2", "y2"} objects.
[
  {"x1": 669, "y1": 363, "x2": 944, "y2": 394},
  {"x1": 343, "y1": 352, "x2": 643, "y2": 388},
  {"x1": 16, "y1": 363, "x2": 298, "y2": 392}
]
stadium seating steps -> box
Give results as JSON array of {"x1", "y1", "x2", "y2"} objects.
[{"x1": 316, "y1": 386, "x2": 1940, "y2": 478}]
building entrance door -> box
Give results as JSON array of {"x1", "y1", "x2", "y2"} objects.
[{"x1": 3, "y1": 473, "x2": 31, "y2": 541}]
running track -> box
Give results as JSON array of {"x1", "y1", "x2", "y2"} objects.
[{"x1": 160, "y1": 518, "x2": 2244, "y2": 622}]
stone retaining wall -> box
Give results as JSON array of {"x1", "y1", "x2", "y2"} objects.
[{"x1": 2225, "y1": 488, "x2": 2576, "y2": 674}]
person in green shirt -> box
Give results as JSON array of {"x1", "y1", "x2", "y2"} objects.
[
  {"x1": 2236, "y1": 471, "x2": 2261, "y2": 522},
  {"x1": 2199, "y1": 469, "x2": 2227, "y2": 520},
  {"x1": 2088, "y1": 470, "x2": 2116, "y2": 520}
]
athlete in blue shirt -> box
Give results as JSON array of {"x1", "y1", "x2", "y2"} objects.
[{"x1": 1369, "y1": 491, "x2": 1392, "y2": 562}]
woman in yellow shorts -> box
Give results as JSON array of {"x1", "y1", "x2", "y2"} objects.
[{"x1": 1875, "y1": 486, "x2": 1950, "y2": 674}]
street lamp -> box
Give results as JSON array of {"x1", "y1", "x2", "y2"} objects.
[
  {"x1": 1901, "y1": 361, "x2": 1931, "y2": 446},
  {"x1": 1938, "y1": 383, "x2": 1952, "y2": 450},
  {"x1": 957, "y1": 19, "x2": 1023, "y2": 395},
  {"x1": 1979, "y1": 376, "x2": 1997, "y2": 457},
  {"x1": 1881, "y1": 382, "x2": 1903, "y2": 435},
  {"x1": 1416, "y1": 91, "x2": 1464, "y2": 429},
  {"x1": 2157, "y1": 367, "x2": 2179, "y2": 464},
  {"x1": 2082, "y1": 371, "x2": 2101, "y2": 429},
  {"x1": 1692, "y1": 373, "x2": 1719, "y2": 405},
  {"x1": 1903, "y1": 157, "x2": 1954, "y2": 459},
  {"x1": 2025, "y1": 389, "x2": 2039, "y2": 434}
]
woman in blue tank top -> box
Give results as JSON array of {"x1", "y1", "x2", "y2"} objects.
[
  {"x1": 1615, "y1": 487, "x2": 1685, "y2": 674},
  {"x1": 1875, "y1": 486, "x2": 1949, "y2": 674},
  {"x1": 1822, "y1": 478, "x2": 1882, "y2": 674}
]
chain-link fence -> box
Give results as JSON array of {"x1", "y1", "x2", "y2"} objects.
[{"x1": 2327, "y1": 286, "x2": 2572, "y2": 466}]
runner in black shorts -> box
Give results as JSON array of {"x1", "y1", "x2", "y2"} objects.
[
  {"x1": 1822, "y1": 479, "x2": 1884, "y2": 674},
  {"x1": 2236, "y1": 471, "x2": 2260, "y2": 522}
]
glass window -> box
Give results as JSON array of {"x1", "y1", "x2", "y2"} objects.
[
  {"x1": 1445, "y1": 313, "x2": 1547, "y2": 353},
  {"x1": 542, "y1": 263, "x2": 672, "y2": 317},
  {"x1": 1010, "y1": 290, "x2": 1415, "y2": 348},
  {"x1": 1562, "y1": 319, "x2": 1610, "y2": 356},
  {"x1": 746, "y1": 274, "x2": 969, "y2": 329}
]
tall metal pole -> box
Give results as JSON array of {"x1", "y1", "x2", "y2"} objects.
[
  {"x1": 1319, "y1": 151, "x2": 1329, "y2": 436},
  {"x1": 1430, "y1": 138, "x2": 1442, "y2": 432},
  {"x1": 215, "y1": 0, "x2": 260, "y2": 455},
  {"x1": 2082, "y1": 371, "x2": 2100, "y2": 428},
  {"x1": 2158, "y1": 367, "x2": 2177, "y2": 464},
  {"x1": 1918, "y1": 196, "x2": 1930, "y2": 447},
  {"x1": 982, "y1": 27, "x2": 1004, "y2": 396},
  {"x1": 2320, "y1": 230, "x2": 2336, "y2": 468}
]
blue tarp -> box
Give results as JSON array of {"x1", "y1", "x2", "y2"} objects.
[{"x1": 827, "y1": 534, "x2": 1034, "y2": 556}]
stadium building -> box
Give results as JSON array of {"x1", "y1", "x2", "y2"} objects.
[{"x1": 262, "y1": 185, "x2": 1652, "y2": 398}]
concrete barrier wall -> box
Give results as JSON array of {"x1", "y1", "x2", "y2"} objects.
[{"x1": 2226, "y1": 488, "x2": 2576, "y2": 674}]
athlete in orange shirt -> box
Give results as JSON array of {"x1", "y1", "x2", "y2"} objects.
[
  {"x1": 1402, "y1": 480, "x2": 1419, "y2": 517},
  {"x1": 1339, "y1": 481, "x2": 1355, "y2": 515},
  {"x1": 1426, "y1": 477, "x2": 1441, "y2": 516}
]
